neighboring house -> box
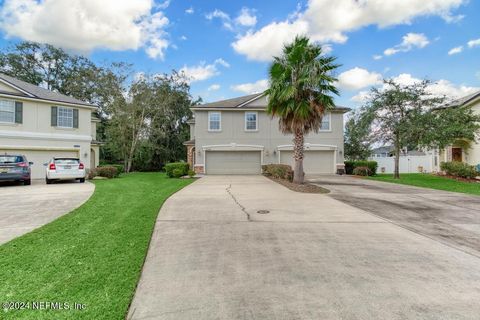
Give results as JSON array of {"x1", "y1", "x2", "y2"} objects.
[
  {"x1": 369, "y1": 146, "x2": 435, "y2": 174},
  {"x1": 184, "y1": 93, "x2": 349, "y2": 175},
  {"x1": 0, "y1": 73, "x2": 100, "y2": 179},
  {"x1": 371, "y1": 146, "x2": 426, "y2": 158},
  {"x1": 438, "y1": 90, "x2": 480, "y2": 167}
]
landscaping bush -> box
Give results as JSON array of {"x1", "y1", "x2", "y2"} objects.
[
  {"x1": 99, "y1": 164, "x2": 124, "y2": 176},
  {"x1": 262, "y1": 164, "x2": 293, "y2": 181},
  {"x1": 440, "y1": 161, "x2": 479, "y2": 179},
  {"x1": 352, "y1": 166, "x2": 372, "y2": 176},
  {"x1": 89, "y1": 166, "x2": 119, "y2": 179},
  {"x1": 345, "y1": 160, "x2": 377, "y2": 176},
  {"x1": 172, "y1": 168, "x2": 184, "y2": 178},
  {"x1": 164, "y1": 162, "x2": 189, "y2": 178},
  {"x1": 188, "y1": 169, "x2": 196, "y2": 178}
]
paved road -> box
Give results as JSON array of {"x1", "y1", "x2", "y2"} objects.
[
  {"x1": 309, "y1": 175, "x2": 480, "y2": 257},
  {"x1": 0, "y1": 180, "x2": 94, "y2": 244},
  {"x1": 128, "y1": 175, "x2": 480, "y2": 320}
]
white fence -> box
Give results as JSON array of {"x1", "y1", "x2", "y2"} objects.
[{"x1": 369, "y1": 155, "x2": 437, "y2": 174}]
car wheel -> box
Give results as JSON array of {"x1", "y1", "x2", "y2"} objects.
[
  {"x1": 79, "y1": 178, "x2": 85, "y2": 183},
  {"x1": 24, "y1": 179, "x2": 31, "y2": 186},
  {"x1": 46, "y1": 177, "x2": 53, "y2": 185}
]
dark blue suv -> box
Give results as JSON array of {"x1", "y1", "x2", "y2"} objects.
[{"x1": 0, "y1": 155, "x2": 32, "y2": 185}]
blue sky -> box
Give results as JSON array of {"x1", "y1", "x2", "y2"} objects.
[{"x1": 0, "y1": 0, "x2": 479, "y2": 107}]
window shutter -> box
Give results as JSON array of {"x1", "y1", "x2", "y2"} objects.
[
  {"x1": 15, "y1": 102, "x2": 23, "y2": 124},
  {"x1": 73, "y1": 109, "x2": 79, "y2": 128},
  {"x1": 51, "y1": 106, "x2": 57, "y2": 126}
]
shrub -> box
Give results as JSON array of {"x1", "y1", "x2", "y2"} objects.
[
  {"x1": 440, "y1": 161, "x2": 479, "y2": 179},
  {"x1": 172, "y1": 168, "x2": 184, "y2": 178},
  {"x1": 352, "y1": 166, "x2": 371, "y2": 176},
  {"x1": 89, "y1": 166, "x2": 119, "y2": 179},
  {"x1": 99, "y1": 164, "x2": 124, "y2": 176},
  {"x1": 165, "y1": 162, "x2": 189, "y2": 178},
  {"x1": 262, "y1": 164, "x2": 293, "y2": 181},
  {"x1": 188, "y1": 169, "x2": 196, "y2": 178},
  {"x1": 345, "y1": 160, "x2": 377, "y2": 176}
]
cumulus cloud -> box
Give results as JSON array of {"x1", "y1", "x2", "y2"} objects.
[
  {"x1": 232, "y1": 0, "x2": 465, "y2": 61},
  {"x1": 180, "y1": 59, "x2": 230, "y2": 83},
  {"x1": 231, "y1": 79, "x2": 269, "y2": 94},
  {"x1": 468, "y1": 38, "x2": 480, "y2": 48},
  {"x1": 448, "y1": 46, "x2": 463, "y2": 55},
  {"x1": 383, "y1": 33, "x2": 430, "y2": 56},
  {"x1": 185, "y1": 6, "x2": 194, "y2": 14},
  {"x1": 235, "y1": 7, "x2": 257, "y2": 27},
  {"x1": 208, "y1": 84, "x2": 221, "y2": 91},
  {"x1": 0, "y1": 0, "x2": 171, "y2": 60},
  {"x1": 337, "y1": 67, "x2": 382, "y2": 91},
  {"x1": 205, "y1": 9, "x2": 234, "y2": 30},
  {"x1": 373, "y1": 55, "x2": 383, "y2": 60}
]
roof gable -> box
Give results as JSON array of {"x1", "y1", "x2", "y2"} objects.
[{"x1": 0, "y1": 80, "x2": 27, "y2": 95}]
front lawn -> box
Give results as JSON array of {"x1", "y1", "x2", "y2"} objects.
[
  {"x1": 368, "y1": 173, "x2": 480, "y2": 196},
  {"x1": 0, "y1": 173, "x2": 193, "y2": 319}
]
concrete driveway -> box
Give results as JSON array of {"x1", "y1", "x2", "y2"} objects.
[
  {"x1": 309, "y1": 175, "x2": 480, "y2": 257},
  {"x1": 0, "y1": 180, "x2": 94, "y2": 244},
  {"x1": 128, "y1": 175, "x2": 480, "y2": 320}
]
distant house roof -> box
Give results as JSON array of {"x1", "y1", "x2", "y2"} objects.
[
  {"x1": 442, "y1": 90, "x2": 480, "y2": 109},
  {"x1": 371, "y1": 146, "x2": 394, "y2": 155},
  {"x1": 0, "y1": 73, "x2": 94, "y2": 107},
  {"x1": 192, "y1": 92, "x2": 350, "y2": 112}
]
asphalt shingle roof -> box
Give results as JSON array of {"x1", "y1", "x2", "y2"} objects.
[
  {"x1": 0, "y1": 73, "x2": 93, "y2": 107},
  {"x1": 444, "y1": 90, "x2": 480, "y2": 108}
]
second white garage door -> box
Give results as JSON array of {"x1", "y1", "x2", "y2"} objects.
[
  {"x1": 0, "y1": 149, "x2": 79, "y2": 179},
  {"x1": 280, "y1": 150, "x2": 335, "y2": 174},
  {"x1": 206, "y1": 151, "x2": 261, "y2": 175}
]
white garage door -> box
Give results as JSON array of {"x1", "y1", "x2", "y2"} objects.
[
  {"x1": 0, "y1": 149, "x2": 79, "y2": 179},
  {"x1": 280, "y1": 150, "x2": 335, "y2": 174},
  {"x1": 206, "y1": 151, "x2": 261, "y2": 175}
]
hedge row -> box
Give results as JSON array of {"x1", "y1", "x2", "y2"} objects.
[
  {"x1": 164, "y1": 162, "x2": 190, "y2": 178},
  {"x1": 262, "y1": 164, "x2": 293, "y2": 181},
  {"x1": 440, "y1": 161, "x2": 479, "y2": 179},
  {"x1": 345, "y1": 160, "x2": 378, "y2": 176},
  {"x1": 88, "y1": 166, "x2": 121, "y2": 179}
]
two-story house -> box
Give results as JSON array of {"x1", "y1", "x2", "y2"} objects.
[
  {"x1": 184, "y1": 93, "x2": 349, "y2": 175},
  {"x1": 0, "y1": 73, "x2": 100, "y2": 179}
]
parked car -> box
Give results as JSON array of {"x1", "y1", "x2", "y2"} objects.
[
  {"x1": 45, "y1": 158, "x2": 86, "y2": 184},
  {"x1": 0, "y1": 154, "x2": 32, "y2": 185}
]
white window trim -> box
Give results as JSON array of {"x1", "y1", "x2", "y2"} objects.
[
  {"x1": 208, "y1": 111, "x2": 221, "y2": 132},
  {"x1": 0, "y1": 99, "x2": 15, "y2": 124},
  {"x1": 57, "y1": 106, "x2": 74, "y2": 129},
  {"x1": 244, "y1": 111, "x2": 258, "y2": 132},
  {"x1": 319, "y1": 112, "x2": 331, "y2": 132}
]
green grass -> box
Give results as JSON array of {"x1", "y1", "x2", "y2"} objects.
[
  {"x1": 368, "y1": 173, "x2": 480, "y2": 196},
  {"x1": 0, "y1": 173, "x2": 193, "y2": 319}
]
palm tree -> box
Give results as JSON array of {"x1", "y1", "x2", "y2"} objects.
[{"x1": 266, "y1": 36, "x2": 340, "y2": 184}]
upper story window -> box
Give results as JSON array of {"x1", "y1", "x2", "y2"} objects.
[
  {"x1": 0, "y1": 99, "x2": 15, "y2": 123},
  {"x1": 208, "y1": 111, "x2": 221, "y2": 131},
  {"x1": 320, "y1": 112, "x2": 331, "y2": 131},
  {"x1": 245, "y1": 112, "x2": 258, "y2": 131},
  {"x1": 58, "y1": 107, "x2": 74, "y2": 128}
]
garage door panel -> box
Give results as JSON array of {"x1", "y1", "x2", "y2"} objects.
[
  {"x1": 0, "y1": 149, "x2": 79, "y2": 179},
  {"x1": 206, "y1": 151, "x2": 261, "y2": 175},
  {"x1": 280, "y1": 150, "x2": 334, "y2": 174}
]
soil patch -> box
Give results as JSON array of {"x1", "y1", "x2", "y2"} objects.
[{"x1": 266, "y1": 176, "x2": 330, "y2": 194}]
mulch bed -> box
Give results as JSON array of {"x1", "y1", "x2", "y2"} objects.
[
  {"x1": 266, "y1": 176, "x2": 330, "y2": 194},
  {"x1": 437, "y1": 174, "x2": 480, "y2": 183}
]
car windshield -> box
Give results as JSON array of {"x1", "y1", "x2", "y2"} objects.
[
  {"x1": 0, "y1": 155, "x2": 24, "y2": 164},
  {"x1": 54, "y1": 158, "x2": 79, "y2": 165}
]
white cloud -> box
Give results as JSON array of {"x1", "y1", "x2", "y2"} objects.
[
  {"x1": 235, "y1": 7, "x2": 257, "y2": 27},
  {"x1": 180, "y1": 59, "x2": 230, "y2": 83},
  {"x1": 185, "y1": 6, "x2": 194, "y2": 14},
  {"x1": 180, "y1": 35, "x2": 187, "y2": 41},
  {"x1": 351, "y1": 90, "x2": 371, "y2": 103},
  {"x1": 448, "y1": 46, "x2": 463, "y2": 55},
  {"x1": 208, "y1": 84, "x2": 221, "y2": 91},
  {"x1": 321, "y1": 44, "x2": 333, "y2": 54},
  {"x1": 156, "y1": 0, "x2": 170, "y2": 10},
  {"x1": 373, "y1": 55, "x2": 383, "y2": 60},
  {"x1": 232, "y1": 0, "x2": 464, "y2": 61},
  {"x1": 338, "y1": 67, "x2": 382, "y2": 91},
  {"x1": 231, "y1": 79, "x2": 269, "y2": 94},
  {"x1": 0, "y1": 0, "x2": 171, "y2": 60},
  {"x1": 383, "y1": 33, "x2": 429, "y2": 56},
  {"x1": 205, "y1": 9, "x2": 233, "y2": 30},
  {"x1": 467, "y1": 38, "x2": 480, "y2": 48}
]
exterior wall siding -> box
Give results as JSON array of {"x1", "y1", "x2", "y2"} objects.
[{"x1": 193, "y1": 109, "x2": 345, "y2": 167}]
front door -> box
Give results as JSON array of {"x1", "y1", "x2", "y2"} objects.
[{"x1": 452, "y1": 147, "x2": 462, "y2": 162}]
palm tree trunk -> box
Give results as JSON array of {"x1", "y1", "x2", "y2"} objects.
[
  {"x1": 394, "y1": 144, "x2": 400, "y2": 179},
  {"x1": 293, "y1": 129, "x2": 305, "y2": 184}
]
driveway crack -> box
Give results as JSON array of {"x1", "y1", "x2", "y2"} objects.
[{"x1": 226, "y1": 184, "x2": 251, "y2": 221}]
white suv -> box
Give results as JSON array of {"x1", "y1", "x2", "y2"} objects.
[{"x1": 45, "y1": 158, "x2": 86, "y2": 184}]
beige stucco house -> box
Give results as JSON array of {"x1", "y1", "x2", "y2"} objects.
[
  {"x1": 184, "y1": 93, "x2": 349, "y2": 175},
  {"x1": 0, "y1": 73, "x2": 100, "y2": 179},
  {"x1": 439, "y1": 90, "x2": 480, "y2": 167}
]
